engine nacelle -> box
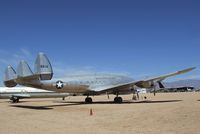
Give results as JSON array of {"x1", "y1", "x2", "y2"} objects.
[{"x1": 136, "y1": 81, "x2": 155, "y2": 88}]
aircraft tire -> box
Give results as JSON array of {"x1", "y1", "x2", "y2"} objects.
[
  {"x1": 10, "y1": 97, "x2": 19, "y2": 103},
  {"x1": 114, "y1": 97, "x2": 123, "y2": 103},
  {"x1": 85, "y1": 97, "x2": 93, "y2": 103}
]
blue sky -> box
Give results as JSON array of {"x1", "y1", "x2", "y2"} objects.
[{"x1": 0, "y1": 0, "x2": 199, "y2": 85}]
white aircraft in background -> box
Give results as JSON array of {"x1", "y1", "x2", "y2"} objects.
[
  {"x1": 3, "y1": 52, "x2": 195, "y2": 103},
  {"x1": 0, "y1": 87, "x2": 69, "y2": 103}
]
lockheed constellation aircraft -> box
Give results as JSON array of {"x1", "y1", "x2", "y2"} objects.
[{"x1": 4, "y1": 53, "x2": 195, "y2": 103}]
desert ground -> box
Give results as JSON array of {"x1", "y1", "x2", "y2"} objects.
[{"x1": 0, "y1": 92, "x2": 200, "y2": 134}]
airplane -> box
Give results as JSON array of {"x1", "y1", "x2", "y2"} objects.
[
  {"x1": 153, "y1": 81, "x2": 195, "y2": 92},
  {"x1": 0, "y1": 87, "x2": 69, "y2": 103},
  {"x1": 3, "y1": 52, "x2": 195, "y2": 103}
]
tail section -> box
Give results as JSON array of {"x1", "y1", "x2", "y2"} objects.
[
  {"x1": 4, "y1": 52, "x2": 53, "y2": 87},
  {"x1": 17, "y1": 60, "x2": 33, "y2": 77},
  {"x1": 4, "y1": 66, "x2": 17, "y2": 87},
  {"x1": 34, "y1": 52, "x2": 53, "y2": 80}
]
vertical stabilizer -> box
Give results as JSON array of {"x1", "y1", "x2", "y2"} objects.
[
  {"x1": 34, "y1": 52, "x2": 53, "y2": 80},
  {"x1": 17, "y1": 60, "x2": 33, "y2": 77},
  {"x1": 4, "y1": 66, "x2": 17, "y2": 87}
]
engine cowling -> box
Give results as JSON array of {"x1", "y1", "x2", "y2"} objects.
[{"x1": 136, "y1": 81, "x2": 155, "y2": 88}]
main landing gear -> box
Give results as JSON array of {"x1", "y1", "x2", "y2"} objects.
[
  {"x1": 84, "y1": 93, "x2": 123, "y2": 103},
  {"x1": 114, "y1": 92, "x2": 123, "y2": 103},
  {"x1": 10, "y1": 96, "x2": 19, "y2": 103},
  {"x1": 114, "y1": 96, "x2": 123, "y2": 103},
  {"x1": 85, "y1": 97, "x2": 93, "y2": 103}
]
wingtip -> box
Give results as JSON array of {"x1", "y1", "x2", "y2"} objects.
[
  {"x1": 179, "y1": 67, "x2": 196, "y2": 74},
  {"x1": 192, "y1": 67, "x2": 196, "y2": 70},
  {"x1": 188, "y1": 67, "x2": 196, "y2": 71}
]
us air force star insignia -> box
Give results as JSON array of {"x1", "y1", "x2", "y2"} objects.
[{"x1": 56, "y1": 80, "x2": 63, "y2": 89}]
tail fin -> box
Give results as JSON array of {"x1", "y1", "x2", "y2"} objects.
[
  {"x1": 4, "y1": 66, "x2": 17, "y2": 87},
  {"x1": 4, "y1": 53, "x2": 53, "y2": 87},
  {"x1": 34, "y1": 52, "x2": 53, "y2": 80},
  {"x1": 17, "y1": 60, "x2": 33, "y2": 77}
]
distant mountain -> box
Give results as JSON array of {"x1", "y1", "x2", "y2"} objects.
[{"x1": 164, "y1": 79, "x2": 200, "y2": 89}]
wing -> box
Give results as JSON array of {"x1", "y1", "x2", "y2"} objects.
[
  {"x1": 142, "y1": 67, "x2": 196, "y2": 82},
  {"x1": 96, "y1": 67, "x2": 195, "y2": 93}
]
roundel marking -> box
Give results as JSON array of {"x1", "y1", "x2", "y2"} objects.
[{"x1": 56, "y1": 80, "x2": 64, "y2": 89}]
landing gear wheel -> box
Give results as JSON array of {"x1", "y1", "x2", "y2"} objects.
[
  {"x1": 114, "y1": 97, "x2": 123, "y2": 103},
  {"x1": 11, "y1": 97, "x2": 19, "y2": 103},
  {"x1": 12, "y1": 99, "x2": 16, "y2": 103},
  {"x1": 85, "y1": 97, "x2": 93, "y2": 103}
]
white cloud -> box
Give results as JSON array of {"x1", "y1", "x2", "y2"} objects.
[
  {"x1": 0, "y1": 48, "x2": 36, "y2": 85},
  {"x1": 0, "y1": 48, "x2": 35, "y2": 78},
  {"x1": 20, "y1": 48, "x2": 31, "y2": 57},
  {"x1": 0, "y1": 48, "x2": 33, "y2": 66},
  {"x1": 0, "y1": 49, "x2": 130, "y2": 80},
  {"x1": 52, "y1": 65, "x2": 130, "y2": 79}
]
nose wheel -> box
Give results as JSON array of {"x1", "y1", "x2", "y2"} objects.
[{"x1": 85, "y1": 97, "x2": 93, "y2": 103}]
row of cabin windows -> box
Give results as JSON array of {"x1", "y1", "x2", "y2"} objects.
[{"x1": 65, "y1": 80, "x2": 118, "y2": 85}]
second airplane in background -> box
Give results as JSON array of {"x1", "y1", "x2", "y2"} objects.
[
  {"x1": 4, "y1": 53, "x2": 195, "y2": 103},
  {"x1": 0, "y1": 87, "x2": 69, "y2": 103}
]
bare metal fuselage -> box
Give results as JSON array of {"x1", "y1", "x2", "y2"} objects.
[{"x1": 17, "y1": 74, "x2": 134, "y2": 94}]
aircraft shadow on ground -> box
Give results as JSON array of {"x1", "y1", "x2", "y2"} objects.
[
  {"x1": 11, "y1": 105, "x2": 53, "y2": 110},
  {"x1": 0, "y1": 99, "x2": 55, "y2": 104},
  {"x1": 10, "y1": 99, "x2": 182, "y2": 110},
  {"x1": 58, "y1": 99, "x2": 182, "y2": 104}
]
